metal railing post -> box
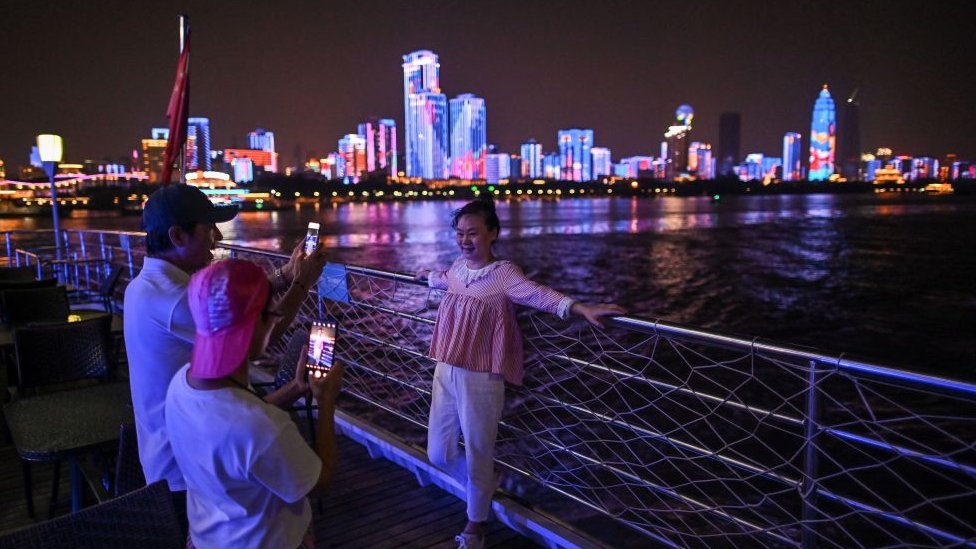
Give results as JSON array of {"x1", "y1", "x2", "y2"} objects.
[
  {"x1": 801, "y1": 359, "x2": 822, "y2": 549},
  {"x1": 5, "y1": 233, "x2": 11, "y2": 267}
]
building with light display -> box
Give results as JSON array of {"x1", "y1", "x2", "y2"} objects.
[
  {"x1": 520, "y1": 139, "x2": 542, "y2": 179},
  {"x1": 357, "y1": 118, "x2": 397, "y2": 175},
  {"x1": 665, "y1": 105, "x2": 694, "y2": 181},
  {"x1": 485, "y1": 153, "x2": 510, "y2": 184},
  {"x1": 808, "y1": 85, "x2": 836, "y2": 181},
  {"x1": 695, "y1": 143, "x2": 715, "y2": 179},
  {"x1": 403, "y1": 50, "x2": 448, "y2": 179},
  {"x1": 449, "y1": 94, "x2": 487, "y2": 180},
  {"x1": 141, "y1": 138, "x2": 168, "y2": 183},
  {"x1": 187, "y1": 117, "x2": 212, "y2": 171},
  {"x1": 591, "y1": 147, "x2": 612, "y2": 178},
  {"x1": 543, "y1": 152, "x2": 561, "y2": 179},
  {"x1": 247, "y1": 129, "x2": 275, "y2": 154},
  {"x1": 558, "y1": 129, "x2": 593, "y2": 182},
  {"x1": 783, "y1": 132, "x2": 803, "y2": 181},
  {"x1": 338, "y1": 134, "x2": 368, "y2": 182}
]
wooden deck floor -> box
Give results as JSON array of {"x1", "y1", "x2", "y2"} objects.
[{"x1": 0, "y1": 434, "x2": 540, "y2": 548}]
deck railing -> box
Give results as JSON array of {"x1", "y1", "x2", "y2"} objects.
[{"x1": 12, "y1": 229, "x2": 976, "y2": 548}]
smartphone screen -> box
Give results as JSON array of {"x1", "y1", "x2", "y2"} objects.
[
  {"x1": 304, "y1": 222, "x2": 320, "y2": 255},
  {"x1": 306, "y1": 320, "x2": 337, "y2": 378}
]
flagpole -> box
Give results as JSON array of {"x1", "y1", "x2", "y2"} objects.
[{"x1": 178, "y1": 14, "x2": 188, "y2": 185}]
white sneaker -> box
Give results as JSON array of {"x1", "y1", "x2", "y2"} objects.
[{"x1": 455, "y1": 532, "x2": 485, "y2": 549}]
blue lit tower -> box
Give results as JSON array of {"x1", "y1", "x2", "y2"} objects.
[
  {"x1": 591, "y1": 147, "x2": 612, "y2": 178},
  {"x1": 186, "y1": 117, "x2": 212, "y2": 171},
  {"x1": 449, "y1": 94, "x2": 487, "y2": 179},
  {"x1": 358, "y1": 118, "x2": 397, "y2": 175},
  {"x1": 248, "y1": 128, "x2": 275, "y2": 153},
  {"x1": 557, "y1": 129, "x2": 594, "y2": 182},
  {"x1": 403, "y1": 50, "x2": 448, "y2": 179},
  {"x1": 783, "y1": 132, "x2": 803, "y2": 181},
  {"x1": 808, "y1": 85, "x2": 836, "y2": 181},
  {"x1": 520, "y1": 139, "x2": 542, "y2": 178}
]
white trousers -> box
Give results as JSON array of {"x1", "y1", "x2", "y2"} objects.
[{"x1": 427, "y1": 362, "x2": 505, "y2": 522}]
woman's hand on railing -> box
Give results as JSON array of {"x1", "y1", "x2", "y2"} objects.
[
  {"x1": 415, "y1": 268, "x2": 431, "y2": 282},
  {"x1": 571, "y1": 302, "x2": 627, "y2": 328}
]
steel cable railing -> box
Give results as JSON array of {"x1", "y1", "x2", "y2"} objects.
[{"x1": 28, "y1": 230, "x2": 976, "y2": 548}]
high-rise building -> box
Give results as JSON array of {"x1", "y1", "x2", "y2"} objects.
[
  {"x1": 557, "y1": 129, "x2": 594, "y2": 182},
  {"x1": 543, "y1": 152, "x2": 561, "y2": 179},
  {"x1": 808, "y1": 85, "x2": 836, "y2": 181},
  {"x1": 186, "y1": 117, "x2": 212, "y2": 171},
  {"x1": 223, "y1": 149, "x2": 279, "y2": 180},
  {"x1": 696, "y1": 143, "x2": 715, "y2": 179},
  {"x1": 357, "y1": 118, "x2": 397, "y2": 175},
  {"x1": 449, "y1": 94, "x2": 487, "y2": 179},
  {"x1": 141, "y1": 137, "x2": 168, "y2": 183},
  {"x1": 783, "y1": 132, "x2": 803, "y2": 181},
  {"x1": 838, "y1": 90, "x2": 861, "y2": 181},
  {"x1": 403, "y1": 50, "x2": 448, "y2": 179},
  {"x1": 485, "y1": 153, "x2": 511, "y2": 184},
  {"x1": 665, "y1": 105, "x2": 694, "y2": 181},
  {"x1": 718, "y1": 113, "x2": 741, "y2": 176},
  {"x1": 618, "y1": 156, "x2": 655, "y2": 178},
  {"x1": 338, "y1": 134, "x2": 368, "y2": 182},
  {"x1": 248, "y1": 129, "x2": 275, "y2": 153},
  {"x1": 520, "y1": 139, "x2": 542, "y2": 179},
  {"x1": 591, "y1": 147, "x2": 612, "y2": 178}
]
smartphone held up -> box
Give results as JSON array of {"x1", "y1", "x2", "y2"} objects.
[
  {"x1": 304, "y1": 222, "x2": 320, "y2": 256},
  {"x1": 306, "y1": 320, "x2": 337, "y2": 380}
]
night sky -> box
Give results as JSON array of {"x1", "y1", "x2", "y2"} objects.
[{"x1": 3, "y1": 1, "x2": 974, "y2": 168}]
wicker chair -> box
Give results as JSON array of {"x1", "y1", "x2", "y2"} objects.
[
  {"x1": 0, "y1": 279, "x2": 59, "y2": 323},
  {"x1": 114, "y1": 422, "x2": 147, "y2": 497},
  {"x1": 0, "y1": 481, "x2": 183, "y2": 549},
  {"x1": 0, "y1": 266, "x2": 38, "y2": 283},
  {"x1": 1, "y1": 285, "x2": 70, "y2": 327},
  {"x1": 11, "y1": 315, "x2": 114, "y2": 517},
  {"x1": 13, "y1": 314, "x2": 113, "y2": 391}
]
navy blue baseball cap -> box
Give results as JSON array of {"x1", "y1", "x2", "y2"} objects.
[{"x1": 142, "y1": 184, "x2": 239, "y2": 233}]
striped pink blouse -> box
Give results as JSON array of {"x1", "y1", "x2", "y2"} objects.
[{"x1": 427, "y1": 258, "x2": 575, "y2": 385}]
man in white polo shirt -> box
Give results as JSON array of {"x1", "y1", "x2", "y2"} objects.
[{"x1": 124, "y1": 184, "x2": 325, "y2": 532}]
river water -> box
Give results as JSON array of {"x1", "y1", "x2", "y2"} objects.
[{"x1": 5, "y1": 192, "x2": 974, "y2": 380}]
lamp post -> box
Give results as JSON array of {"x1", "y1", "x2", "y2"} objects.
[{"x1": 36, "y1": 134, "x2": 64, "y2": 259}]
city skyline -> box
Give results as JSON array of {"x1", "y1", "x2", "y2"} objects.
[{"x1": 2, "y1": 1, "x2": 975, "y2": 167}]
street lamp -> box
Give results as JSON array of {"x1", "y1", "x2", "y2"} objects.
[{"x1": 36, "y1": 134, "x2": 63, "y2": 259}]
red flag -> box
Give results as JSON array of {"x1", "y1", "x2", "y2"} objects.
[{"x1": 161, "y1": 34, "x2": 190, "y2": 186}]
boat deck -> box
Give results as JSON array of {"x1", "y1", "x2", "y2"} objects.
[{"x1": 0, "y1": 434, "x2": 540, "y2": 548}]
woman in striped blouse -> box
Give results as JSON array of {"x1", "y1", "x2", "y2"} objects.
[{"x1": 416, "y1": 197, "x2": 624, "y2": 549}]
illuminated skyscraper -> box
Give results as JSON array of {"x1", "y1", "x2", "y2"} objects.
[
  {"x1": 357, "y1": 118, "x2": 398, "y2": 175},
  {"x1": 338, "y1": 134, "x2": 368, "y2": 182},
  {"x1": 485, "y1": 153, "x2": 510, "y2": 184},
  {"x1": 141, "y1": 138, "x2": 168, "y2": 183},
  {"x1": 543, "y1": 152, "x2": 561, "y2": 179},
  {"x1": 248, "y1": 129, "x2": 275, "y2": 153},
  {"x1": 838, "y1": 90, "x2": 861, "y2": 180},
  {"x1": 591, "y1": 147, "x2": 612, "y2": 178},
  {"x1": 449, "y1": 94, "x2": 487, "y2": 179},
  {"x1": 665, "y1": 105, "x2": 694, "y2": 181},
  {"x1": 808, "y1": 85, "x2": 836, "y2": 181},
  {"x1": 718, "y1": 113, "x2": 740, "y2": 176},
  {"x1": 783, "y1": 132, "x2": 803, "y2": 181},
  {"x1": 520, "y1": 139, "x2": 542, "y2": 179},
  {"x1": 557, "y1": 129, "x2": 593, "y2": 182},
  {"x1": 695, "y1": 143, "x2": 715, "y2": 179},
  {"x1": 186, "y1": 117, "x2": 212, "y2": 171},
  {"x1": 403, "y1": 50, "x2": 448, "y2": 179}
]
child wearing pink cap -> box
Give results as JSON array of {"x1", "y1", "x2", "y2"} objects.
[{"x1": 165, "y1": 259, "x2": 342, "y2": 549}]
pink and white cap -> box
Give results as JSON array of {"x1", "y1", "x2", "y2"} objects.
[{"x1": 187, "y1": 259, "x2": 270, "y2": 379}]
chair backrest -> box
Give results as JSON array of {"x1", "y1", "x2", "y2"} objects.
[
  {"x1": 0, "y1": 481, "x2": 183, "y2": 549},
  {"x1": 114, "y1": 422, "x2": 147, "y2": 497},
  {"x1": 275, "y1": 325, "x2": 310, "y2": 389},
  {"x1": 1, "y1": 285, "x2": 69, "y2": 326},
  {"x1": 0, "y1": 278, "x2": 58, "y2": 292},
  {"x1": 99, "y1": 265, "x2": 125, "y2": 296},
  {"x1": 14, "y1": 314, "x2": 113, "y2": 390},
  {"x1": 0, "y1": 266, "x2": 37, "y2": 283}
]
